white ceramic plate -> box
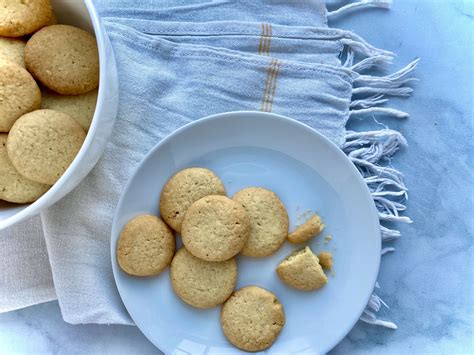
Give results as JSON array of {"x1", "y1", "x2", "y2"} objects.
[{"x1": 111, "y1": 111, "x2": 380, "y2": 354}]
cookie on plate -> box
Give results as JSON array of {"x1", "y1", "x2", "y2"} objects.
[
  {"x1": 41, "y1": 88, "x2": 97, "y2": 131},
  {"x1": 25, "y1": 25, "x2": 99, "y2": 95},
  {"x1": 0, "y1": 59, "x2": 41, "y2": 132},
  {"x1": 287, "y1": 214, "x2": 324, "y2": 243},
  {"x1": 232, "y1": 187, "x2": 289, "y2": 257},
  {"x1": 117, "y1": 214, "x2": 175, "y2": 276},
  {"x1": 0, "y1": 37, "x2": 25, "y2": 67},
  {"x1": 0, "y1": 0, "x2": 54, "y2": 37},
  {"x1": 181, "y1": 195, "x2": 250, "y2": 261},
  {"x1": 0, "y1": 134, "x2": 50, "y2": 203},
  {"x1": 276, "y1": 246, "x2": 328, "y2": 291},
  {"x1": 221, "y1": 286, "x2": 285, "y2": 352},
  {"x1": 170, "y1": 248, "x2": 237, "y2": 309},
  {"x1": 7, "y1": 109, "x2": 86, "y2": 185},
  {"x1": 160, "y1": 167, "x2": 226, "y2": 233}
]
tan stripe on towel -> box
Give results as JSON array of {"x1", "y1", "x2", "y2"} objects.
[
  {"x1": 265, "y1": 59, "x2": 281, "y2": 113},
  {"x1": 258, "y1": 23, "x2": 265, "y2": 55},
  {"x1": 260, "y1": 59, "x2": 281, "y2": 112}
]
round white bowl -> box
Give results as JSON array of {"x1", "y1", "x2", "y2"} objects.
[{"x1": 0, "y1": 0, "x2": 118, "y2": 229}]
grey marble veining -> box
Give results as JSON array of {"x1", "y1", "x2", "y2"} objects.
[{"x1": 0, "y1": 0, "x2": 472, "y2": 354}]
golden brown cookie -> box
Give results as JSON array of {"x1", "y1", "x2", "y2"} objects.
[
  {"x1": 232, "y1": 187, "x2": 289, "y2": 257},
  {"x1": 181, "y1": 195, "x2": 250, "y2": 261},
  {"x1": 318, "y1": 251, "x2": 333, "y2": 270},
  {"x1": 287, "y1": 214, "x2": 324, "y2": 244},
  {"x1": 170, "y1": 248, "x2": 237, "y2": 309},
  {"x1": 7, "y1": 109, "x2": 86, "y2": 185},
  {"x1": 25, "y1": 25, "x2": 99, "y2": 95},
  {"x1": 160, "y1": 167, "x2": 226, "y2": 233},
  {"x1": 0, "y1": 0, "x2": 54, "y2": 37},
  {"x1": 117, "y1": 214, "x2": 175, "y2": 276},
  {"x1": 0, "y1": 59, "x2": 41, "y2": 132},
  {"x1": 276, "y1": 246, "x2": 328, "y2": 291},
  {"x1": 0, "y1": 133, "x2": 50, "y2": 203},
  {"x1": 0, "y1": 37, "x2": 25, "y2": 67},
  {"x1": 221, "y1": 286, "x2": 285, "y2": 352},
  {"x1": 41, "y1": 88, "x2": 97, "y2": 131}
]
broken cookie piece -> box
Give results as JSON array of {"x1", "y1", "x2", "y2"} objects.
[
  {"x1": 287, "y1": 214, "x2": 324, "y2": 243},
  {"x1": 276, "y1": 246, "x2": 328, "y2": 291},
  {"x1": 318, "y1": 251, "x2": 333, "y2": 270}
]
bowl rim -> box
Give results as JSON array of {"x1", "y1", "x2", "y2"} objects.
[{"x1": 0, "y1": 0, "x2": 113, "y2": 230}]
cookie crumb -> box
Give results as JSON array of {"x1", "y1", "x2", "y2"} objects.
[
  {"x1": 323, "y1": 234, "x2": 333, "y2": 245},
  {"x1": 318, "y1": 251, "x2": 333, "y2": 270}
]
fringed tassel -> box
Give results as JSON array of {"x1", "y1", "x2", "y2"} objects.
[
  {"x1": 328, "y1": 0, "x2": 392, "y2": 19},
  {"x1": 352, "y1": 58, "x2": 419, "y2": 97},
  {"x1": 350, "y1": 54, "x2": 393, "y2": 72},
  {"x1": 344, "y1": 129, "x2": 412, "y2": 328},
  {"x1": 360, "y1": 293, "x2": 398, "y2": 329},
  {"x1": 343, "y1": 48, "x2": 355, "y2": 68},
  {"x1": 350, "y1": 94, "x2": 388, "y2": 109},
  {"x1": 335, "y1": 6, "x2": 418, "y2": 331},
  {"x1": 381, "y1": 247, "x2": 395, "y2": 255},
  {"x1": 350, "y1": 107, "x2": 409, "y2": 118},
  {"x1": 340, "y1": 31, "x2": 395, "y2": 67},
  {"x1": 381, "y1": 225, "x2": 401, "y2": 242},
  {"x1": 344, "y1": 130, "x2": 412, "y2": 223}
]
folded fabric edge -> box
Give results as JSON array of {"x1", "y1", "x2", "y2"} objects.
[
  {"x1": 343, "y1": 56, "x2": 418, "y2": 329},
  {"x1": 0, "y1": 293, "x2": 57, "y2": 314}
]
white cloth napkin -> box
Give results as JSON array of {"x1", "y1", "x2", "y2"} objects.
[{"x1": 0, "y1": 216, "x2": 55, "y2": 313}]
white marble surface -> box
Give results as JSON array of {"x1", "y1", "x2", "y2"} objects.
[{"x1": 1, "y1": 0, "x2": 473, "y2": 354}]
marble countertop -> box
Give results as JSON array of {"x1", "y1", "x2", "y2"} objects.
[{"x1": 0, "y1": 1, "x2": 472, "y2": 354}]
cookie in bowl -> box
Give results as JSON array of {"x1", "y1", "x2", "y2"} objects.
[
  {"x1": 7, "y1": 109, "x2": 86, "y2": 185},
  {"x1": 0, "y1": 134, "x2": 50, "y2": 203},
  {"x1": 25, "y1": 24, "x2": 99, "y2": 95}
]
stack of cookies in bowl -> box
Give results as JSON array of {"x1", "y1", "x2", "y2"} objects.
[
  {"x1": 0, "y1": 0, "x2": 98, "y2": 204},
  {"x1": 117, "y1": 167, "x2": 333, "y2": 352}
]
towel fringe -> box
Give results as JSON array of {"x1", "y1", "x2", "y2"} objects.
[
  {"x1": 352, "y1": 58, "x2": 419, "y2": 98},
  {"x1": 381, "y1": 225, "x2": 401, "y2": 241},
  {"x1": 360, "y1": 293, "x2": 398, "y2": 329},
  {"x1": 381, "y1": 247, "x2": 395, "y2": 255},
  {"x1": 341, "y1": 34, "x2": 394, "y2": 67},
  {"x1": 328, "y1": 0, "x2": 392, "y2": 19},
  {"x1": 350, "y1": 107, "x2": 409, "y2": 119},
  {"x1": 350, "y1": 94, "x2": 388, "y2": 109},
  {"x1": 350, "y1": 55, "x2": 393, "y2": 72},
  {"x1": 344, "y1": 128, "x2": 411, "y2": 329},
  {"x1": 336, "y1": 8, "x2": 417, "y2": 331},
  {"x1": 343, "y1": 48, "x2": 355, "y2": 68}
]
